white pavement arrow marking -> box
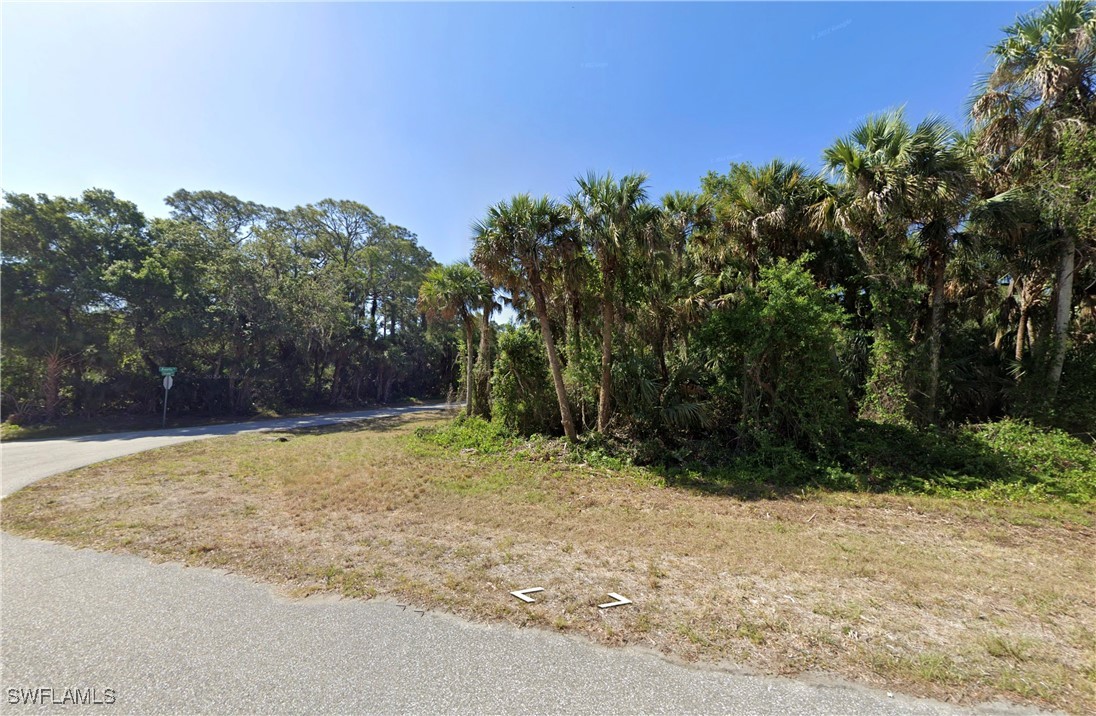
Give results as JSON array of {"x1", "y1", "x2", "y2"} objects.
[
  {"x1": 598, "y1": 593, "x2": 632, "y2": 609},
  {"x1": 510, "y1": 587, "x2": 545, "y2": 603}
]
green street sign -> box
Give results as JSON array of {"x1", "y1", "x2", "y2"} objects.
[{"x1": 159, "y1": 367, "x2": 177, "y2": 377}]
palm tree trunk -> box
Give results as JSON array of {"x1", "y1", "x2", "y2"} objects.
[
  {"x1": 43, "y1": 350, "x2": 65, "y2": 420},
  {"x1": 1015, "y1": 297, "x2": 1029, "y2": 363},
  {"x1": 1047, "y1": 231, "x2": 1076, "y2": 403},
  {"x1": 472, "y1": 299, "x2": 493, "y2": 417},
  {"x1": 532, "y1": 284, "x2": 577, "y2": 441},
  {"x1": 597, "y1": 296, "x2": 614, "y2": 433},
  {"x1": 478, "y1": 302, "x2": 492, "y2": 364},
  {"x1": 570, "y1": 292, "x2": 582, "y2": 363},
  {"x1": 563, "y1": 292, "x2": 574, "y2": 362},
  {"x1": 463, "y1": 320, "x2": 474, "y2": 416},
  {"x1": 927, "y1": 244, "x2": 947, "y2": 420},
  {"x1": 656, "y1": 318, "x2": 669, "y2": 383}
]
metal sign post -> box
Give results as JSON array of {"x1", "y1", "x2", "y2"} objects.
[{"x1": 159, "y1": 368, "x2": 176, "y2": 428}]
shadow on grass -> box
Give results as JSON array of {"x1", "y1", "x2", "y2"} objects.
[
  {"x1": 648, "y1": 421, "x2": 1030, "y2": 502},
  {"x1": 652, "y1": 471, "x2": 808, "y2": 501},
  {"x1": 268, "y1": 415, "x2": 417, "y2": 438},
  {"x1": 838, "y1": 421, "x2": 1023, "y2": 491},
  {"x1": 416, "y1": 414, "x2": 1094, "y2": 504}
]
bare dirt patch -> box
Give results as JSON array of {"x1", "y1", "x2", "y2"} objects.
[{"x1": 3, "y1": 414, "x2": 1093, "y2": 712}]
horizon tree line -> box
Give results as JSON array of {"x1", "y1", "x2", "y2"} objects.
[
  {"x1": 3, "y1": 1, "x2": 1093, "y2": 447},
  {"x1": 2, "y1": 189, "x2": 458, "y2": 421}
]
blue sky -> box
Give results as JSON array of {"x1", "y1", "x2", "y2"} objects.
[{"x1": 4, "y1": 2, "x2": 1042, "y2": 265}]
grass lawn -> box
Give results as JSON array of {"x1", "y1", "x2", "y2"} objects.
[{"x1": 3, "y1": 413, "x2": 1093, "y2": 712}]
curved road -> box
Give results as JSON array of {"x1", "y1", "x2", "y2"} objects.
[
  {"x1": 1, "y1": 409, "x2": 1040, "y2": 715},
  {"x1": 1, "y1": 404, "x2": 452, "y2": 498}
]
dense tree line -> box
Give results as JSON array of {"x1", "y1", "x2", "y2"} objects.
[
  {"x1": 1, "y1": 190, "x2": 457, "y2": 421},
  {"x1": 440, "y1": 1, "x2": 1095, "y2": 451},
  {"x1": 4, "y1": 1, "x2": 1093, "y2": 449}
]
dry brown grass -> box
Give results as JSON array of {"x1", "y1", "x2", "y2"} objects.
[{"x1": 3, "y1": 414, "x2": 1093, "y2": 713}]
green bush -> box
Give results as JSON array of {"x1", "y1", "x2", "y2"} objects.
[
  {"x1": 490, "y1": 325, "x2": 561, "y2": 436},
  {"x1": 415, "y1": 415, "x2": 512, "y2": 455},
  {"x1": 1045, "y1": 340, "x2": 1096, "y2": 437},
  {"x1": 696, "y1": 257, "x2": 850, "y2": 451},
  {"x1": 834, "y1": 418, "x2": 1095, "y2": 503},
  {"x1": 562, "y1": 338, "x2": 601, "y2": 433},
  {"x1": 419, "y1": 411, "x2": 1094, "y2": 505},
  {"x1": 648, "y1": 418, "x2": 1095, "y2": 503}
]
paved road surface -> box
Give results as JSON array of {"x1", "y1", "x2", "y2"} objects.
[
  {"x1": 0, "y1": 410, "x2": 1045, "y2": 714},
  {"x1": 1, "y1": 537, "x2": 1038, "y2": 716},
  {"x1": 0, "y1": 404, "x2": 450, "y2": 498}
]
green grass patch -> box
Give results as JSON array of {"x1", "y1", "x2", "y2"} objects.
[
  {"x1": 414, "y1": 415, "x2": 513, "y2": 455},
  {"x1": 420, "y1": 417, "x2": 1095, "y2": 507},
  {"x1": 837, "y1": 419, "x2": 1096, "y2": 504}
]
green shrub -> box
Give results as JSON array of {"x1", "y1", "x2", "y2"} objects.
[
  {"x1": 414, "y1": 415, "x2": 512, "y2": 455},
  {"x1": 836, "y1": 418, "x2": 1095, "y2": 503},
  {"x1": 490, "y1": 325, "x2": 561, "y2": 436},
  {"x1": 1045, "y1": 340, "x2": 1096, "y2": 437},
  {"x1": 966, "y1": 420, "x2": 1096, "y2": 503},
  {"x1": 696, "y1": 257, "x2": 849, "y2": 451}
]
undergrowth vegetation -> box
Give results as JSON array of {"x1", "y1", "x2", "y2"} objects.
[{"x1": 417, "y1": 415, "x2": 1096, "y2": 504}]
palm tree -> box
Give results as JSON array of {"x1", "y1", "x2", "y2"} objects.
[
  {"x1": 816, "y1": 110, "x2": 922, "y2": 423},
  {"x1": 700, "y1": 160, "x2": 828, "y2": 282},
  {"x1": 570, "y1": 171, "x2": 659, "y2": 433},
  {"x1": 419, "y1": 262, "x2": 488, "y2": 416},
  {"x1": 961, "y1": 184, "x2": 1055, "y2": 364},
  {"x1": 906, "y1": 121, "x2": 975, "y2": 417},
  {"x1": 820, "y1": 111, "x2": 977, "y2": 422},
  {"x1": 645, "y1": 191, "x2": 710, "y2": 378},
  {"x1": 971, "y1": 0, "x2": 1096, "y2": 402},
  {"x1": 471, "y1": 195, "x2": 579, "y2": 440}
]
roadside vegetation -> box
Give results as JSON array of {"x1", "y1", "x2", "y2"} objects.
[
  {"x1": 3, "y1": 2, "x2": 1095, "y2": 711},
  {"x1": 3, "y1": 2, "x2": 1094, "y2": 450},
  {"x1": 1, "y1": 193, "x2": 454, "y2": 425},
  {"x1": 3, "y1": 414, "x2": 1092, "y2": 712},
  {"x1": 424, "y1": 415, "x2": 1096, "y2": 506},
  {"x1": 0, "y1": 399, "x2": 432, "y2": 442},
  {"x1": 0, "y1": 409, "x2": 293, "y2": 442}
]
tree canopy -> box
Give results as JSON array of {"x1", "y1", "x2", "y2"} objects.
[
  {"x1": 3, "y1": 2, "x2": 1093, "y2": 447},
  {"x1": 2, "y1": 189, "x2": 454, "y2": 420}
]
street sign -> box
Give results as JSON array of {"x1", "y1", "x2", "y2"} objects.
[{"x1": 160, "y1": 370, "x2": 175, "y2": 427}]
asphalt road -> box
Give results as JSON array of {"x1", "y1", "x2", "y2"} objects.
[
  {"x1": 0, "y1": 409, "x2": 1046, "y2": 715},
  {"x1": 0, "y1": 404, "x2": 451, "y2": 498}
]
